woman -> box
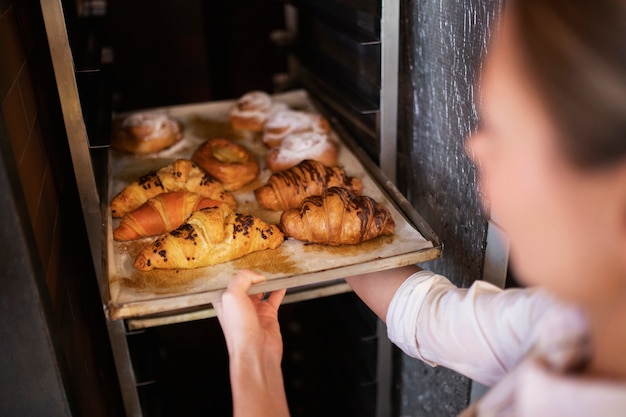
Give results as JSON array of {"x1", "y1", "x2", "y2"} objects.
[{"x1": 214, "y1": 0, "x2": 626, "y2": 415}]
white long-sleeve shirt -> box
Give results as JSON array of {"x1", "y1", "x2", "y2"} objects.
[{"x1": 386, "y1": 270, "x2": 626, "y2": 416}]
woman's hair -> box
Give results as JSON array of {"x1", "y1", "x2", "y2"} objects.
[{"x1": 509, "y1": 0, "x2": 626, "y2": 169}]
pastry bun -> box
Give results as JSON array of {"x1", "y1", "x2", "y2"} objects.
[
  {"x1": 111, "y1": 113, "x2": 182, "y2": 155},
  {"x1": 191, "y1": 138, "x2": 260, "y2": 191},
  {"x1": 262, "y1": 109, "x2": 330, "y2": 148},
  {"x1": 229, "y1": 91, "x2": 278, "y2": 132},
  {"x1": 265, "y1": 131, "x2": 339, "y2": 172}
]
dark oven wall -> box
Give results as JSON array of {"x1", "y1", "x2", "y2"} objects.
[{"x1": 105, "y1": 0, "x2": 289, "y2": 112}]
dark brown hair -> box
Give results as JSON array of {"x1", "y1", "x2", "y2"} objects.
[{"x1": 509, "y1": 0, "x2": 626, "y2": 169}]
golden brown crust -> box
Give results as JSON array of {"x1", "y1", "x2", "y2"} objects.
[
  {"x1": 191, "y1": 138, "x2": 260, "y2": 191},
  {"x1": 111, "y1": 113, "x2": 183, "y2": 155},
  {"x1": 254, "y1": 159, "x2": 363, "y2": 211},
  {"x1": 229, "y1": 115, "x2": 266, "y2": 132},
  {"x1": 113, "y1": 191, "x2": 227, "y2": 241},
  {"x1": 280, "y1": 187, "x2": 395, "y2": 245},
  {"x1": 110, "y1": 159, "x2": 237, "y2": 218},
  {"x1": 133, "y1": 206, "x2": 285, "y2": 270}
]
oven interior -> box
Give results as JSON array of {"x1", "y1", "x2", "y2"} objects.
[{"x1": 61, "y1": 0, "x2": 397, "y2": 415}]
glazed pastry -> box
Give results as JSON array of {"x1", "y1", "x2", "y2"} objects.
[
  {"x1": 229, "y1": 91, "x2": 290, "y2": 132},
  {"x1": 228, "y1": 91, "x2": 273, "y2": 131},
  {"x1": 280, "y1": 187, "x2": 395, "y2": 245},
  {"x1": 191, "y1": 138, "x2": 260, "y2": 191},
  {"x1": 254, "y1": 159, "x2": 362, "y2": 211},
  {"x1": 262, "y1": 109, "x2": 330, "y2": 148},
  {"x1": 265, "y1": 131, "x2": 339, "y2": 172},
  {"x1": 113, "y1": 191, "x2": 227, "y2": 241},
  {"x1": 110, "y1": 159, "x2": 237, "y2": 218},
  {"x1": 134, "y1": 205, "x2": 285, "y2": 270},
  {"x1": 111, "y1": 112, "x2": 183, "y2": 155}
]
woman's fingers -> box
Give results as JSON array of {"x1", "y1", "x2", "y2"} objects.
[
  {"x1": 215, "y1": 270, "x2": 285, "y2": 316},
  {"x1": 227, "y1": 270, "x2": 266, "y2": 295},
  {"x1": 266, "y1": 288, "x2": 287, "y2": 309}
]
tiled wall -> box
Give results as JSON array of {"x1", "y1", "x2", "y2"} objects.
[
  {"x1": 0, "y1": 4, "x2": 59, "y2": 290},
  {"x1": 1, "y1": 2, "x2": 123, "y2": 416}
]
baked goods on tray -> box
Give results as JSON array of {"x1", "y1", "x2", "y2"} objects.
[
  {"x1": 229, "y1": 91, "x2": 288, "y2": 132},
  {"x1": 110, "y1": 92, "x2": 405, "y2": 278},
  {"x1": 265, "y1": 131, "x2": 339, "y2": 172},
  {"x1": 134, "y1": 205, "x2": 285, "y2": 271},
  {"x1": 110, "y1": 159, "x2": 237, "y2": 218},
  {"x1": 280, "y1": 187, "x2": 395, "y2": 245},
  {"x1": 113, "y1": 191, "x2": 227, "y2": 241},
  {"x1": 112, "y1": 112, "x2": 183, "y2": 155},
  {"x1": 261, "y1": 109, "x2": 330, "y2": 148},
  {"x1": 191, "y1": 138, "x2": 260, "y2": 191},
  {"x1": 254, "y1": 159, "x2": 363, "y2": 211}
]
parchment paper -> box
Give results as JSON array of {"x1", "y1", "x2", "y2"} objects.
[{"x1": 105, "y1": 90, "x2": 437, "y2": 319}]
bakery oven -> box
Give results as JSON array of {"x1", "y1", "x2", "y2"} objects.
[{"x1": 37, "y1": 0, "x2": 452, "y2": 416}]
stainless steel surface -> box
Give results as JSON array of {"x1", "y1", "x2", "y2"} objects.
[
  {"x1": 40, "y1": 0, "x2": 102, "y2": 280},
  {"x1": 126, "y1": 280, "x2": 353, "y2": 330},
  {"x1": 483, "y1": 219, "x2": 510, "y2": 289},
  {"x1": 379, "y1": 0, "x2": 400, "y2": 184},
  {"x1": 107, "y1": 318, "x2": 142, "y2": 417},
  {"x1": 40, "y1": 3, "x2": 142, "y2": 415}
]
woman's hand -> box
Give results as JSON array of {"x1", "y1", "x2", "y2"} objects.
[
  {"x1": 214, "y1": 269, "x2": 286, "y2": 358},
  {"x1": 213, "y1": 270, "x2": 290, "y2": 417}
]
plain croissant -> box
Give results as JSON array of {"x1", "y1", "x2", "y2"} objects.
[
  {"x1": 113, "y1": 191, "x2": 227, "y2": 241},
  {"x1": 110, "y1": 159, "x2": 237, "y2": 218},
  {"x1": 134, "y1": 205, "x2": 285, "y2": 270},
  {"x1": 279, "y1": 186, "x2": 395, "y2": 245},
  {"x1": 254, "y1": 159, "x2": 362, "y2": 211}
]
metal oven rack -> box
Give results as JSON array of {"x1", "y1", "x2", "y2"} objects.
[{"x1": 40, "y1": 1, "x2": 438, "y2": 416}]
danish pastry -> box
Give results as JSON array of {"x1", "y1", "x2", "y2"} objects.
[{"x1": 191, "y1": 138, "x2": 260, "y2": 191}]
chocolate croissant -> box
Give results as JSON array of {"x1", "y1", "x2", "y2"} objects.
[
  {"x1": 110, "y1": 159, "x2": 237, "y2": 218},
  {"x1": 134, "y1": 205, "x2": 284, "y2": 270},
  {"x1": 113, "y1": 191, "x2": 227, "y2": 241},
  {"x1": 279, "y1": 187, "x2": 395, "y2": 245},
  {"x1": 254, "y1": 159, "x2": 362, "y2": 211}
]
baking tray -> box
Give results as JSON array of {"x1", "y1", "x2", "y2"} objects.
[{"x1": 103, "y1": 90, "x2": 441, "y2": 320}]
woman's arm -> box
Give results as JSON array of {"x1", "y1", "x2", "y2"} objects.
[
  {"x1": 344, "y1": 264, "x2": 422, "y2": 322},
  {"x1": 213, "y1": 270, "x2": 290, "y2": 417},
  {"x1": 346, "y1": 265, "x2": 561, "y2": 386}
]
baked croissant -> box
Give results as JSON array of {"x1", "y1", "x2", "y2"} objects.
[
  {"x1": 134, "y1": 205, "x2": 285, "y2": 270},
  {"x1": 254, "y1": 159, "x2": 362, "y2": 211},
  {"x1": 279, "y1": 187, "x2": 395, "y2": 245},
  {"x1": 110, "y1": 159, "x2": 237, "y2": 218},
  {"x1": 113, "y1": 191, "x2": 227, "y2": 241}
]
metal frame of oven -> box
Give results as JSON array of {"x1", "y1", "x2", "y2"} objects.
[{"x1": 41, "y1": 0, "x2": 404, "y2": 415}]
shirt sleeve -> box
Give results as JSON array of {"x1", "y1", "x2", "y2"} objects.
[{"x1": 386, "y1": 270, "x2": 560, "y2": 386}]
